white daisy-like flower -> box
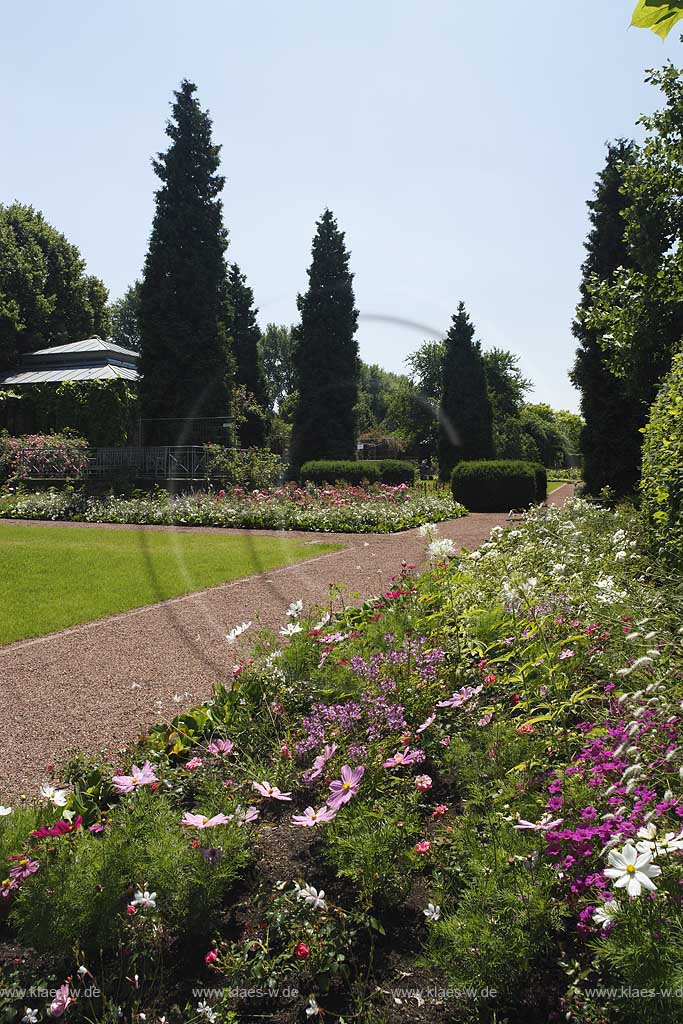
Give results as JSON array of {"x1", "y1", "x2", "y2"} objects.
[
  {"x1": 0, "y1": 806, "x2": 12, "y2": 816},
  {"x1": 423, "y1": 902, "x2": 441, "y2": 922},
  {"x1": 225, "y1": 621, "x2": 252, "y2": 644},
  {"x1": 427, "y1": 538, "x2": 456, "y2": 561},
  {"x1": 305, "y1": 997, "x2": 320, "y2": 1018},
  {"x1": 295, "y1": 883, "x2": 326, "y2": 910},
  {"x1": 131, "y1": 889, "x2": 157, "y2": 910},
  {"x1": 636, "y1": 824, "x2": 683, "y2": 855},
  {"x1": 286, "y1": 599, "x2": 304, "y2": 618},
  {"x1": 40, "y1": 784, "x2": 68, "y2": 807},
  {"x1": 21, "y1": 1011, "x2": 39, "y2": 1024},
  {"x1": 196, "y1": 1003, "x2": 217, "y2": 1023},
  {"x1": 604, "y1": 842, "x2": 661, "y2": 897},
  {"x1": 592, "y1": 900, "x2": 619, "y2": 928},
  {"x1": 280, "y1": 622, "x2": 303, "y2": 637}
]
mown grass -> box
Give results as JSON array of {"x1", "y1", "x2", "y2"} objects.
[{"x1": 0, "y1": 523, "x2": 341, "y2": 645}]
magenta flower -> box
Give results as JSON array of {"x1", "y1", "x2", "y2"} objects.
[
  {"x1": 415, "y1": 840, "x2": 431, "y2": 855},
  {"x1": 302, "y1": 743, "x2": 338, "y2": 782},
  {"x1": 252, "y1": 780, "x2": 292, "y2": 801},
  {"x1": 383, "y1": 747, "x2": 425, "y2": 769},
  {"x1": 207, "y1": 739, "x2": 234, "y2": 756},
  {"x1": 181, "y1": 812, "x2": 231, "y2": 829},
  {"x1": 437, "y1": 685, "x2": 483, "y2": 709},
  {"x1": 327, "y1": 765, "x2": 365, "y2": 810},
  {"x1": 291, "y1": 804, "x2": 338, "y2": 827},
  {"x1": 49, "y1": 984, "x2": 73, "y2": 1018},
  {"x1": 111, "y1": 760, "x2": 157, "y2": 795}
]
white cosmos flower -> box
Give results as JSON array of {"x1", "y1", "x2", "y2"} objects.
[
  {"x1": 592, "y1": 900, "x2": 619, "y2": 928},
  {"x1": 0, "y1": 806, "x2": 12, "y2": 816},
  {"x1": 196, "y1": 1003, "x2": 217, "y2": 1023},
  {"x1": 305, "y1": 998, "x2": 320, "y2": 1018},
  {"x1": 40, "y1": 784, "x2": 68, "y2": 807},
  {"x1": 423, "y1": 902, "x2": 441, "y2": 921},
  {"x1": 604, "y1": 843, "x2": 661, "y2": 897},
  {"x1": 225, "y1": 621, "x2": 251, "y2": 644},
  {"x1": 21, "y1": 1011, "x2": 39, "y2": 1024},
  {"x1": 280, "y1": 622, "x2": 303, "y2": 637},
  {"x1": 286, "y1": 599, "x2": 304, "y2": 618},
  {"x1": 419, "y1": 522, "x2": 439, "y2": 541},
  {"x1": 131, "y1": 889, "x2": 157, "y2": 909},
  {"x1": 295, "y1": 883, "x2": 326, "y2": 909},
  {"x1": 636, "y1": 824, "x2": 683, "y2": 855}
]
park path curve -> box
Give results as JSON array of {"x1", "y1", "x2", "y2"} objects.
[{"x1": 0, "y1": 484, "x2": 575, "y2": 799}]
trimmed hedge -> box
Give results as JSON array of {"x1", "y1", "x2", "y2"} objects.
[
  {"x1": 451, "y1": 460, "x2": 541, "y2": 512},
  {"x1": 300, "y1": 459, "x2": 416, "y2": 486},
  {"x1": 532, "y1": 463, "x2": 548, "y2": 502},
  {"x1": 641, "y1": 348, "x2": 683, "y2": 567}
]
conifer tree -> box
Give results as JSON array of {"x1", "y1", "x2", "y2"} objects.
[
  {"x1": 571, "y1": 141, "x2": 643, "y2": 496},
  {"x1": 139, "y1": 80, "x2": 232, "y2": 444},
  {"x1": 225, "y1": 263, "x2": 268, "y2": 447},
  {"x1": 437, "y1": 302, "x2": 494, "y2": 480},
  {"x1": 290, "y1": 209, "x2": 359, "y2": 471}
]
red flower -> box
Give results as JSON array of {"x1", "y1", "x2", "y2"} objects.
[
  {"x1": 205, "y1": 949, "x2": 218, "y2": 965},
  {"x1": 295, "y1": 942, "x2": 310, "y2": 959}
]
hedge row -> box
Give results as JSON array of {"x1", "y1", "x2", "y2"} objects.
[
  {"x1": 299, "y1": 459, "x2": 416, "y2": 486},
  {"x1": 451, "y1": 459, "x2": 547, "y2": 512},
  {"x1": 641, "y1": 347, "x2": 683, "y2": 567}
]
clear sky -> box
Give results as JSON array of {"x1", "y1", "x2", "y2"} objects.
[{"x1": 2, "y1": 1, "x2": 680, "y2": 411}]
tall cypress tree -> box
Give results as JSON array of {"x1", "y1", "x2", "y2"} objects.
[
  {"x1": 225, "y1": 262, "x2": 268, "y2": 447},
  {"x1": 139, "y1": 80, "x2": 232, "y2": 445},
  {"x1": 570, "y1": 141, "x2": 643, "y2": 496},
  {"x1": 290, "y1": 209, "x2": 359, "y2": 472},
  {"x1": 437, "y1": 302, "x2": 494, "y2": 480}
]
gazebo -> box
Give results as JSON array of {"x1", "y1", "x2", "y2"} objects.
[{"x1": 0, "y1": 337, "x2": 140, "y2": 386}]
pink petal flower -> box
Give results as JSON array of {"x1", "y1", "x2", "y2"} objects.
[
  {"x1": 291, "y1": 804, "x2": 338, "y2": 827},
  {"x1": 327, "y1": 765, "x2": 365, "y2": 810}
]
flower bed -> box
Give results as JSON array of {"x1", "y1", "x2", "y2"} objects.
[
  {"x1": 1, "y1": 499, "x2": 682, "y2": 1022},
  {"x1": 0, "y1": 482, "x2": 463, "y2": 534}
]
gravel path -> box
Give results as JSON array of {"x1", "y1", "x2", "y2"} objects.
[{"x1": 0, "y1": 484, "x2": 574, "y2": 799}]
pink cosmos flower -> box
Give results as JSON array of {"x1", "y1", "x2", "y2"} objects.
[
  {"x1": 327, "y1": 765, "x2": 365, "y2": 810},
  {"x1": 432, "y1": 804, "x2": 448, "y2": 818},
  {"x1": 383, "y1": 747, "x2": 425, "y2": 769},
  {"x1": 181, "y1": 812, "x2": 231, "y2": 829},
  {"x1": 302, "y1": 743, "x2": 338, "y2": 782},
  {"x1": 49, "y1": 984, "x2": 73, "y2": 1018},
  {"x1": 440, "y1": 737, "x2": 451, "y2": 746},
  {"x1": 484, "y1": 673, "x2": 497, "y2": 685},
  {"x1": 235, "y1": 805, "x2": 260, "y2": 825},
  {"x1": 252, "y1": 781, "x2": 292, "y2": 801},
  {"x1": 416, "y1": 714, "x2": 436, "y2": 734},
  {"x1": 559, "y1": 649, "x2": 575, "y2": 660},
  {"x1": 415, "y1": 775, "x2": 433, "y2": 791},
  {"x1": 205, "y1": 949, "x2": 218, "y2": 965},
  {"x1": 207, "y1": 739, "x2": 234, "y2": 756},
  {"x1": 437, "y1": 685, "x2": 483, "y2": 709},
  {"x1": 185, "y1": 757, "x2": 203, "y2": 771},
  {"x1": 111, "y1": 760, "x2": 157, "y2": 795},
  {"x1": 415, "y1": 840, "x2": 431, "y2": 855},
  {"x1": 291, "y1": 804, "x2": 338, "y2": 827},
  {"x1": 513, "y1": 814, "x2": 563, "y2": 831}
]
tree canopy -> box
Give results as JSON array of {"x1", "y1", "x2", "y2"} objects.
[
  {"x1": 225, "y1": 263, "x2": 268, "y2": 447},
  {"x1": 631, "y1": 0, "x2": 683, "y2": 39},
  {"x1": 0, "y1": 203, "x2": 109, "y2": 372},
  {"x1": 138, "y1": 80, "x2": 233, "y2": 445}
]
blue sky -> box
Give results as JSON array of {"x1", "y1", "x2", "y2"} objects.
[{"x1": 2, "y1": 1, "x2": 680, "y2": 411}]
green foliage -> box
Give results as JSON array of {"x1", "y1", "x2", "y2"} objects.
[
  {"x1": 641, "y1": 346, "x2": 683, "y2": 566},
  {"x1": 258, "y1": 323, "x2": 296, "y2": 411},
  {"x1": 0, "y1": 202, "x2": 110, "y2": 371},
  {"x1": 518, "y1": 403, "x2": 571, "y2": 469},
  {"x1": 300, "y1": 459, "x2": 416, "y2": 486},
  {"x1": 437, "y1": 303, "x2": 494, "y2": 480},
  {"x1": 631, "y1": 0, "x2": 683, "y2": 38},
  {"x1": 27, "y1": 379, "x2": 137, "y2": 446},
  {"x1": 224, "y1": 263, "x2": 269, "y2": 447},
  {"x1": 572, "y1": 141, "x2": 647, "y2": 496},
  {"x1": 12, "y1": 788, "x2": 250, "y2": 962},
  {"x1": 290, "y1": 209, "x2": 360, "y2": 471},
  {"x1": 451, "y1": 459, "x2": 540, "y2": 512},
  {"x1": 1, "y1": 430, "x2": 89, "y2": 482},
  {"x1": 108, "y1": 280, "x2": 142, "y2": 352},
  {"x1": 203, "y1": 444, "x2": 283, "y2": 489},
  {"x1": 138, "y1": 81, "x2": 233, "y2": 444}
]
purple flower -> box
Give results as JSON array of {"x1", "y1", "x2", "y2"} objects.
[
  {"x1": 437, "y1": 685, "x2": 483, "y2": 709},
  {"x1": 328, "y1": 765, "x2": 365, "y2": 810},
  {"x1": 112, "y1": 760, "x2": 157, "y2": 795},
  {"x1": 302, "y1": 743, "x2": 338, "y2": 782}
]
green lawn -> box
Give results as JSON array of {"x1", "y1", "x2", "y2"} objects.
[
  {"x1": 548, "y1": 480, "x2": 569, "y2": 493},
  {"x1": 0, "y1": 523, "x2": 342, "y2": 645}
]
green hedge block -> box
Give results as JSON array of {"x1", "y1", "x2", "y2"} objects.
[
  {"x1": 300, "y1": 459, "x2": 416, "y2": 486},
  {"x1": 451, "y1": 460, "x2": 539, "y2": 512},
  {"x1": 641, "y1": 348, "x2": 683, "y2": 567}
]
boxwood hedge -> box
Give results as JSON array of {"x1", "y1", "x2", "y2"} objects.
[
  {"x1": 451, "y1": 460, "x2": 542, "y2": 512},
  {"x1": 300, "y1": 459, "x2": 416, "y2": 486}
]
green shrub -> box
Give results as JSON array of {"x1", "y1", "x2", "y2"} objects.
[
  {"x1": 451, "y1": 460, "x2": 538, "y2": 512},
  {"x1": 204, "y1": 444, "x2": 283, "y2": 489},
  {"x1": 532, "y1": 462, "x2": 548, "y2": 502},
  {"x1": 300, "y1": 459, "x2": 415, "y2": 486},
  {"x1": 641, "y1": 348, "x2": 683, "y2": 567}
]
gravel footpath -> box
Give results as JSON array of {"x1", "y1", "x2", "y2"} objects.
[{"x1": 0, "y1": 485, "x2": 574, "y2": 799}]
